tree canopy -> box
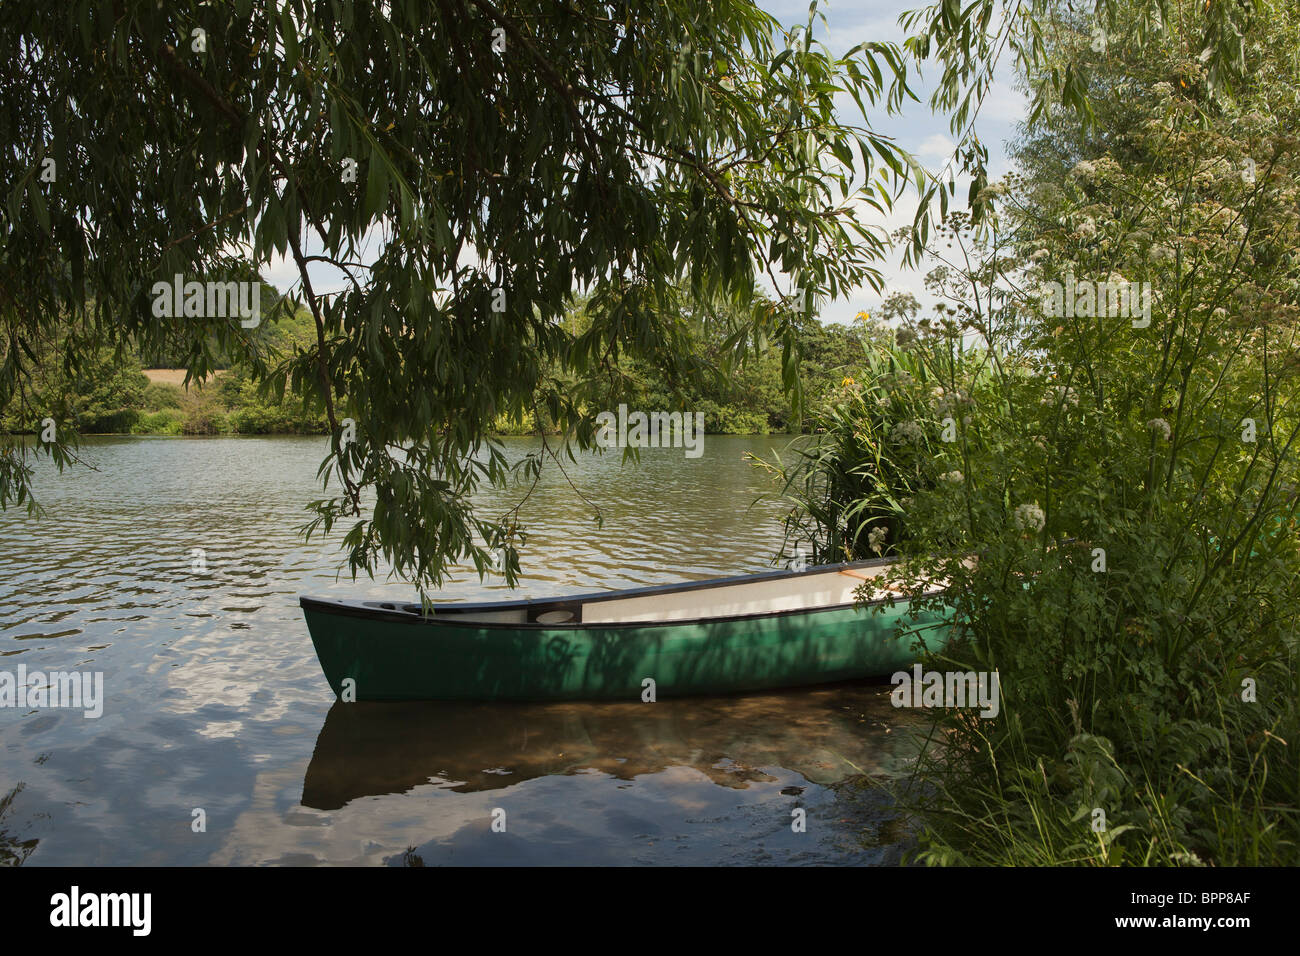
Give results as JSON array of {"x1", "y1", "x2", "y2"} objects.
[
  {"x1": 1, "y1": 0, "x2": 1258, "y2": 595},
  {"x1": 3, "y1": 0, "x2": 928, "y2": 592}
]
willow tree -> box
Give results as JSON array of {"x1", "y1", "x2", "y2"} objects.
[
  {"x1": 2, "y1": 0, "x2": 925, "y2": 590},
  {"x1": 0, "y1": 0, "x2": 1254, "y2": 594}
]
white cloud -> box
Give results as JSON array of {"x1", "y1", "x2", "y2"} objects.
[
  {"x1": 915, "y1": 133, "x2": 957, "y2": 163},
  {"x1": 980, "y1": 79, "x2": 1029, "y2": 125}
]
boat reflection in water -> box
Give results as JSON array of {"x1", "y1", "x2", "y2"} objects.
[{"x1": 301, "y1": 681, "x2": 927, "y2": 865}]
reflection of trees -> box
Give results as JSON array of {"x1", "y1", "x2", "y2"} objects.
[
  {"x1": 400, "y1": 846, "x2": 425, "y2": 868},
  {"x1": 302, "y1": 686, "x2": 924, "y2": 810},
  {"x1": 0, "y1": 783, "x2": 38, "y2": 866}
]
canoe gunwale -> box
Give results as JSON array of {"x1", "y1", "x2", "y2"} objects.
[{"x1": 298, "y1": 557, "x2": 948, "y2": 632}]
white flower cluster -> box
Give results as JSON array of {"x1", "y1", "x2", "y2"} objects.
[
  {"x1": 939, "y1": 470, "x2": 964, "y2": 484},
  {"x1": 882, "y1": 369, "x2": 916, "y2": 391},
  {"x1": 934, "y1": 387, "x2": 973, "y2": 417},
  {"x1": 1042, "y1": 385, "x2": 1079, "y2": 408},
  {"x1": 868, "y1": 525, "x2": 888, "y2": 555},
  {"x1": 1070, "y1": 160, "x2": 1098, "y2": 181},
  {"x1": 1147, "y1": 417, "x2": 1172, "y2": 441},
  {"x1": 1013, "y1": 502, "x2": 1046, "y2": 533},
  {"x1": 892, "y1": 420, "x2": 925, "y2": 445}
]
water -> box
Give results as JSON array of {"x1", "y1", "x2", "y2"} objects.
[{"x1": 0, "y1": 435, "x2": 924, "y2": 865}]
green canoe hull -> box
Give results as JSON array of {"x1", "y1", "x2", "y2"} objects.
[{"x1": 301, "y1": 580, "x2": 951, "y2": 702}]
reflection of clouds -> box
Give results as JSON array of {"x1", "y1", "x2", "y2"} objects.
[
  {"x1": 164, "y1": 546, "x2": 411, "y2": 727},
  {"x1": 207, "y1": 764, "x2": 501, "y2": 865},
  {"x1": 160, "y1": 645, "x2": 298, "y2": 726},
  {"x1": 210, "y1": 760, "x2": 905, "y2": 866},
  {"x1": 195, "y1": 720, "x2": 243, "y2": 740}
]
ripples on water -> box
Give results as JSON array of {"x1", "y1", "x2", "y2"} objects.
[{"x1": 0, "y1": 435, "x2": 923, "y2": 865}]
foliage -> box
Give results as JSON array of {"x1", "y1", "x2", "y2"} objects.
[
  {"x1": 774, "y1": 0, "x2": 1300, "y2": 864},
  {"x1": 896, "y1": 0, "x2": 1258, "y2": 236},
  {"x1": 219, "y1": 366, "x2": 329, "y2": 434},
  {"x1": 142, "y1": 382, "x2": 184, "y2": 410},
  {"x1": 177, "y1": 385, "x2": 228, "y2": 436},
  {"x1": 753, "y1": 335, "x2": 984, "y2": 566},
  {"x1": 2, "y1": 0, "x2": 929, "y2": 592},
  {"x1": 0, "y1": 342, "x2": 148, "y2": 435},
  {"x1": 130, "y1": 409, "x2": 184, "y2": 436}
]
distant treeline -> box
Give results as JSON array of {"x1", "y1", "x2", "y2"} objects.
[{"x1": 3, "y1": 289, "x2": 883, "y2": 437}]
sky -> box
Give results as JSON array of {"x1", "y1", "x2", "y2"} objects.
[
  {"x1": 262, "y1": 0, "x2": 1028, "y2": 331},
  {"x1": 759, "y1": 0, "x2": 1025, "y2": 324}
]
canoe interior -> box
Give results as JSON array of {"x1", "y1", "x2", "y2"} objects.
[{"x1": 313, "y1": 558, "x2": 936, "y2": 628}]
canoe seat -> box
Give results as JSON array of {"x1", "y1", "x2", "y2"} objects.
[
  {"x1": 534, "y1": 609, "x2": 576, "y2": 625},
  {"x1": 526, "y1": 602, "x2": 582, "y2": 625}
]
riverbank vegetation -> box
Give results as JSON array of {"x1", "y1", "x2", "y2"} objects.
[
  {"x1": 0, "y1": 293, "x2": 881, "y2": 437},
  {"x1": 763, "y1": 0, "x2": 1300, "y2": 864}
]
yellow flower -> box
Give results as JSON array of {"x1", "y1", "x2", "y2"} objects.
[
  {"x1": 855, "y1": 310, "x2": 870, "y2": 322},
  {"x1": 841, "y1": 376, "x2": 856, "y2": 387}
]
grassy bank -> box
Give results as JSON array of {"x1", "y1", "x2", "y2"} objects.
[{"x1": 65, "y1": 369, "x2": 821, "y2": 438}]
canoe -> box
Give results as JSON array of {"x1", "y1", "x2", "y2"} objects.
[{"x1": 299, "y1": 557, "x2": 952, "y2": 702}]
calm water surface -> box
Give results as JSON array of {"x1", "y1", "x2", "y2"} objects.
[{"x1": 0, "y1": 435, "x2": 924, "y2": 865}]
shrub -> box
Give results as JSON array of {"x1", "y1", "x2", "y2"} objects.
[
  {"x1": 179, "y1": 387, "x2": 229, "y2": 435},
  {"x1": 142, "y1": 381, "x2": 185, "y2": 410},
  {"x1": 701, "y1": 402, "x2": 770, "y2": 434},
  {"x1": 131, "y1": 409, "x2": 185, "y2": 435}
]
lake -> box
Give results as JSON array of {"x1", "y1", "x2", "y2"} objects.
[{"x1": 0, "y1": 434, "x2": 924, "y2": 865}]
